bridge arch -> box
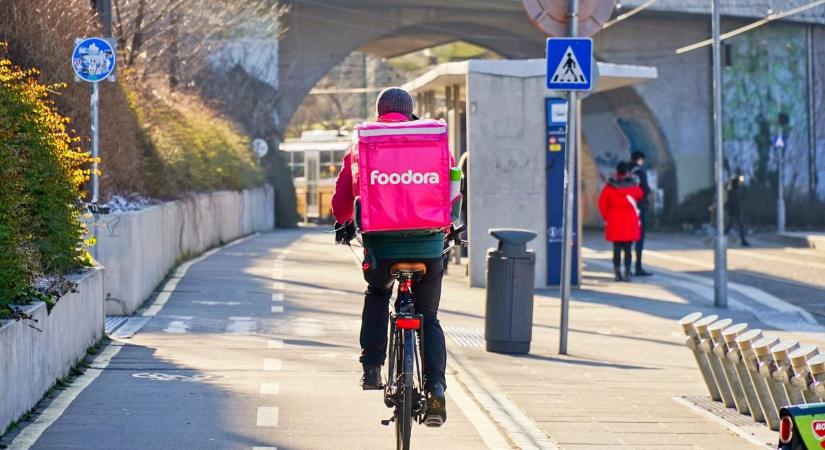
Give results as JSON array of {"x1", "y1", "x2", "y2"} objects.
[{"x1": 277, "y1": 1, "x2": 545, "y2": 128}]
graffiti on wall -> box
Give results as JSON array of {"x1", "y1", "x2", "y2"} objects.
[{"x1": 722, "y1": 25, "x2": 811, "y2": 198}]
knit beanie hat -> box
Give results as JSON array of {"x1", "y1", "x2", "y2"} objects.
[{"x1": 376, "y1": 87, "x2": 414, "y2": 118}]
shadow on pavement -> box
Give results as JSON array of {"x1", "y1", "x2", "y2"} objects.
[{"x1": 510, "y1": 352, "x2": 655, "y2": 370}]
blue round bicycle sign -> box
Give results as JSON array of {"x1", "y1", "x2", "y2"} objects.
[{"x1": 72, "y1": 37, "x2": 115, "y2": 82}]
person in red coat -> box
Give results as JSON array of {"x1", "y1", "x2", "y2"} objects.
[{"x1": 598, "y1": 162, "x2": 644, "y2": 281}]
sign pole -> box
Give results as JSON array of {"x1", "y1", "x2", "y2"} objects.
[
  {"x1": 777, "y1": 133, "x2": 786, "y2": 233},
  {"x1": 72, "y1": 37, "x2": 116, "y2": 208},
  {"x1": 91, "y1": 81, "x2": 100, "y2": 204},
  {"x1": 558, "y1": 0, "x2": 579, "y2": 355},
  {"x1": 711, "y1": 0, "x2": 728, "y2": 307}
]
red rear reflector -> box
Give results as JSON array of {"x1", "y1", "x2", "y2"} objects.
[
  {"x1": 779, "y1": 416, "x2": 793, "y2": 444},
  {"x1": 396, "y1": 318, "x2": 421, "y2": 329}
]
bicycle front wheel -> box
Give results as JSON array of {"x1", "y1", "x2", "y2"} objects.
[{"x1": 395, "y1": 329, "x2": 414, "y2": 450}]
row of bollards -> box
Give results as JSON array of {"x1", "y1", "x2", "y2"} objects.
[{"x1": 680, "y1": 312, "x2": 825, "y2": 431}]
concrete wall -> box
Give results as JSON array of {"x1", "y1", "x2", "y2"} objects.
[
  {"x1": 0, "y1": 267, "x2": 104, "y2": 433},
  {"x1": 94, "y1": 186, "x2": 275, "y2": 316},
  {"x1": 466, "y1": 72, "x2": 547, "y2": 288},
  {"x1": 596, "y1": 16, "x2": 713, "y2": 203}
]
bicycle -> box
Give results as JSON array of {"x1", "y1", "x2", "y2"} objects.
[
  {"x1": 379, "y1": 224, "x2": 466, "y2": 450},
  {"x1": 337, "y1": 223, "x2": 465, "y2": 450}
]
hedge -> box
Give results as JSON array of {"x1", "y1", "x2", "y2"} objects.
[{"x1": 0, "y1": 52, "x2": 90, "y2": 315}]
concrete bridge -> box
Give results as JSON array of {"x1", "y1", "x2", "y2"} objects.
[
  {"x1": 276, "y1": 0, "x2": 825, "y2": 129},
  {"x1": 277, "y1": 0, "x2": 545, "y2": 126}
]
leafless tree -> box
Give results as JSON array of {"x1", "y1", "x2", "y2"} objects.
[{"x1": 111, "y1": 0, "x2": 285, "y2": 85}]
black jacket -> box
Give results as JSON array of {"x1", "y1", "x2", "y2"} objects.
[{"x1": 629, "y1": 162, "x2": 650, "y2": 210}]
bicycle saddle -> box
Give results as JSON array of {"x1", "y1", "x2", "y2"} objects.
[{"x1": 390, "y1": 262, "x2": 427, "y2": 275}]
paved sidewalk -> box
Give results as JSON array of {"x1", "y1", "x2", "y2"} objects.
[{"x1": 438, "y1": 247, "x2": 825, "y2": 450}]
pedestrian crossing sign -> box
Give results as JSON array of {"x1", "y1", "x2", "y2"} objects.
[{"x1": 546, "y1": 38, "x2": 593, "y2": 91}]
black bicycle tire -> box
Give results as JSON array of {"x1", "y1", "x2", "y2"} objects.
[{"x1": 395, "y1": 329, "x2": 414, "y2": 450}]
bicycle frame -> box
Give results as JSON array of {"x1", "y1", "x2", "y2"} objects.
[{"x1": 383, "y1": 271, "x2": 426, "y2": 450}]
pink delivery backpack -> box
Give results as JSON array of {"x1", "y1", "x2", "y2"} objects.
[{"x1": 352, "y1": 119, "x2": 452, "y2": 232}]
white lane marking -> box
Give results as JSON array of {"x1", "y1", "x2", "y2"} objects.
[
  {"x1": 256, "y1": 407, "x2": 279, "y2": 427},
  {"x1": 163, "y1": 316, "x2": 192, "y2": 334},
  {"x1": 267, "y1": 339, "x2": 284, "y2": 349},
  {"x1": 272, "y1": 271, "x2": 283, "y2": 279},
  {"x1": 448, "y1": 349, "x2": 558, "y2": 450},
  {"x1": 142, "y1": 234, "x2": 257, "y2": 317},
  {"x1": 643, "y1": 251, "x2": 821, "y2": 324},
  {"x1": 260, "y1": 383, "x2": 281, "y2": 395},
  {"x1": 192, "y1": 300, "x2": 243, "y2": 306},
  {"x1": 8, "y1": 344, "x2": 125, "y2": 450},
  {"x1": 292, "y1": 318, "x2": 325, "y2": 337},
  {"x1": 263, "y1": 359, "x2": 282, "y2": 371},
  {"x1": 252, "y1": 447, "x2": 277, "y2": 450},
  {"x1": 8, "y1": 234, "x2": 261, "y2": 449},
  {"x1": 271, "y1": 293, "x2": 284, "y2": 302},
  {"x1": 226, "y1": 317, "x2": 257, "y2": 335},
  {"x1": 271, "y1": 305, "x2": 284, "y2": 313},
  {"x1": 445, "y1": 373, "x2": 513, "y2": 449},
  {"x1": 272, "y1": 282, "x2": 285, "y2": 290},
  {"x1": 672, "y1": 396, "x2": 772, "y2": 449},
  {"x1": 729, "y1": 247, "x2": 825, "y2": 271},
  {"x1": 586, "y1": 248, "x2": 822, "y2": 327}
]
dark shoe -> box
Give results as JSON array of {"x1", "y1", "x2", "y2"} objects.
[
  {"x1": 424, "y1": 383, "x2": 447, "y2": 427},
  {"x1": 613, "y1": 265, "x2": 622, "y2": 282},
  {"x1": 361, "y1": 365, "x2": 382, "y2": 390},
  {"x1": 623, "y1": 267, "x2": 632, "y2": 282},
  {"x1": 741, "y1": 241, "x2": 751, "y2": 247},
  {"x1": 634, "y1": 267, "x2": 653, "y2": 277}
]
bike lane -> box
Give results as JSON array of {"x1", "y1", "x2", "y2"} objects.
[{"x1": 3, "y1": 229, "x2": 499, "y2": 450}]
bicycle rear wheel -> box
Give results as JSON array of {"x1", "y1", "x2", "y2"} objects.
[{"x1": 395, "y1": 329, "x2": 414, "y2": 450}]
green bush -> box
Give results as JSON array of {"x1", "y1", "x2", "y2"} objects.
[
  {"x1": 127, "y1": 86, "x2": 263, "y2": 198},
  {"x1": 665, "y1": 183, "x2": 825, "y2": 230},
  {"x1": 0, "y1": 54, "x2": 90, "y2": 314}
]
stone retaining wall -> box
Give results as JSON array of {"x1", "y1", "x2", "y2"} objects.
[{"x1": 93, "y1": 186, "x2": 275, "y2": 315}]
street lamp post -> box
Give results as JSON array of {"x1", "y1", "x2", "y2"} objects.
[{"x1": 711, "y1": 0, "x2": 728, "y2": 308}]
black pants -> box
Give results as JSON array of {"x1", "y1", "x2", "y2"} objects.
[
  {"x1": 634, "y1": 208, "x2": 648, "y2": 269},
  {"x1": 613, "y1": 242, "x2": 632, "y2": 270},
  {"x1": 725, "y1": 209, "x2": 748, "y2": 243},
  {"x1": 360, "y1": 257, "x2": 446, "y2": 390}
]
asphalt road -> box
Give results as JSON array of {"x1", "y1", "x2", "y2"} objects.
[
  {"x1": 6, "y1": 228, "x2": 818, "y2": 450},
  {"x1": 10, "y1": 229, "x2": 491, "y2": 450},
  {"x1": 586, "y1": 231, "x2": 825, "y2": 321}
]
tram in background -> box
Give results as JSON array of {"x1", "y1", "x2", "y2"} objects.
[{"x1": 280, "y1": 130, "x2": 350, "y2": 222}]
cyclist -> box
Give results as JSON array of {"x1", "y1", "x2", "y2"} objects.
[{"x1": 332, "y1": 87, "x2": 454, "y2": 426}]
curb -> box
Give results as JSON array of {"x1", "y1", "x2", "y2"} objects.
[{"x1": 759, "y1": 232, "x2": 825, "y2": 254}]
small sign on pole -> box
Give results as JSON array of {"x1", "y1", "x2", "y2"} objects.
[
  {"x1": 775, "y1": 133, "x2": 786, "y2": 233},
  {"x1": 72, "y1": 37, "x2": 116, "y2": 209},
  {"x1": 252, "y1": 138, "x2": 269, "y2": 164}
]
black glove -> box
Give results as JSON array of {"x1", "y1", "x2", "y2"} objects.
[{"x1": 335, "y1": 221, "x2": 356, "y2": 244}]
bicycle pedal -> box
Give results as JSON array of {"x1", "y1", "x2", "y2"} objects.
[{"x1": 380, "y1": 417, "x2": 394, "y2": 426}]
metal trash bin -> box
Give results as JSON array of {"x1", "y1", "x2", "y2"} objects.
[{"x1": 485, "y1": 228, "x2": 537, "y2": 354}]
